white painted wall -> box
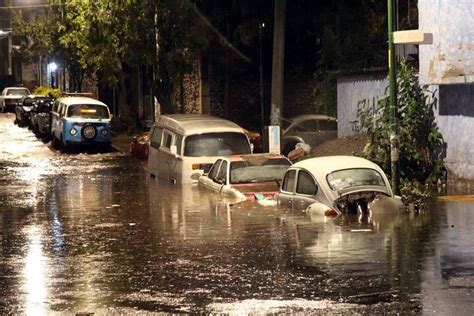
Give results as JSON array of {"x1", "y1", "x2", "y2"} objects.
[
  {"x1": 337, "y1": 77, "x2": 388, "y2": 137},
  {"x1": 419, "y1": 0, "x2": 474, "y2": 85}
]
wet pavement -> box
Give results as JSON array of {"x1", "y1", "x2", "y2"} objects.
[{"x1": 1, "y1": 112, "x2": 474, "y2": 314}]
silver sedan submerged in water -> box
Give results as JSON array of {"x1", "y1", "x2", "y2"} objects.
[{"x1": 277, "y1": 156, "x2": 405, "y2": 216}]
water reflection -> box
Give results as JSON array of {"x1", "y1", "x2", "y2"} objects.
[{"x1": 23, "y1": 225, "x2": 48, "y2": 315}]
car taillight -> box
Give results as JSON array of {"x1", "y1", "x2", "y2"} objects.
[{"x1": 324, "y1": 209, "x2": 338, "y2": 217}]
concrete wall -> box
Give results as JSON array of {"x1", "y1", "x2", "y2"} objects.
[
  {"x1": 337, "y1": 75, "x2": 388, "y2": 137},
  {"x1": 432, "y1": 84, "x2": 474, "y2": 179},
  {"x1": 419, "y1": 0, "x2": 474, "y2": 85},
  {"x1": 418, "y1": 0, "x2": 474, "y2": 179}
]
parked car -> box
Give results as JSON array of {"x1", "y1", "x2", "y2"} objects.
[
  {"x1": 130, "y1": 132, "x2": 149, "y2": 158},
  {"x1": 33, "y1": 97, "x2": 54, "y2": 137},
  {"x1": 198, "y1": 153, "x2": 292, "y2": 201},
  {"x1": 51, "y1": 96, "x2": 112, "y2": 149},
  {"x1": 15, "y1": 95, "x2": 49, "y2": 127},
  {"x1": 0, "y1": 87, "x2": 31, "y2": 113},
  {"x1": 281, "y1": 114, "x2": 337, "y2": 156},
  {"x1": 278, "y1": 156, "x2": 405, "y2": 216},
  {"x1": 148, "y1": 114, "x2": 252, "y2": 183}
]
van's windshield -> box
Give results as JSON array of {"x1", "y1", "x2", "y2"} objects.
[
  {"x1": 67, "y1": 104, "x2": 110, "y2": 119},
  {"x1": 184, "y1": 132, "x2": 251, "y2": 157}
]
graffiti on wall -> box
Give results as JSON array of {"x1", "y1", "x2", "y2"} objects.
[{"x1": 351, "y1": 96, "x2": 380, "y2": 132}]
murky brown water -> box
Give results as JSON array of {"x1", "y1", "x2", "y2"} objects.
[{"x1": 1, "y1": 113, "x2": 473, "y2": 314}]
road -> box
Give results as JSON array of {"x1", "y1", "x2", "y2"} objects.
[{"x1": 1, "y1": 112, "x2": 473, "y2": 314}]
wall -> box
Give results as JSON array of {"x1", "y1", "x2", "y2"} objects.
[
  {"x1": 419, "y1": 0, "x2": 474, "y2": 85},
  {"x1": 336, "y1": 74, "x2": 388, "y2": 137},
  {"x1": 432, "y1": 84, "x2": 474, "y2": 179}
]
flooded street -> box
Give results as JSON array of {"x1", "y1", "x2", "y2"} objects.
[{"x1": 1, "y1": 112, "x2": 473, "y2": 314}]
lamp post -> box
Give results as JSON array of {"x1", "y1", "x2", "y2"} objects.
[{"x1": 387, "y1": 0, "x2": 400, "y2": 195}]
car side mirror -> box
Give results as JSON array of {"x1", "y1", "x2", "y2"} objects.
[{"x1": 170, "y1": 145, "x2": 178, "y2": 157}]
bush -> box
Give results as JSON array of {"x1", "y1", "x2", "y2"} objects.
[
  {"x1": 32, "y1": 86, "x2": 61, "y2": 99},
  {"x1": 358, "y1": 61, "x2": 445, "y2": 205}
]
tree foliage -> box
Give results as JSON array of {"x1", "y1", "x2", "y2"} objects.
[{"x1": 358, "y1": 61, "x2": 445, "y2": 198}]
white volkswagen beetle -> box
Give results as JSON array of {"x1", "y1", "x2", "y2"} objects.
[{"x1": 278, "y1": 156, "x2": 405, "y2": 216}]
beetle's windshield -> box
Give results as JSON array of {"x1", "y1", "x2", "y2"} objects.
[
  {"x1": 67, "y1": 104, "x2": 110, "y2": 119},
  {"x1": 184, "y1": 132, "x2": 250, "y2": 157},
  {"x1": 326, "y1": 168, "x2": 385, "y2": 190},
  {"x1": 230, "y1": 158, "x2": 291, "y2": 184}
]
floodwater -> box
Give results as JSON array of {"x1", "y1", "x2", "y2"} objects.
[{"x1": 1, "y1": 113, "x2": 473, "y2": 314}]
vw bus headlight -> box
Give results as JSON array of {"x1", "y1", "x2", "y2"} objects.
[
  {"x1": 100, "y1": 129, "x2": 109, "y2": 136},
  {"x1": 70, "y1": 128, "x2": 77, "y2": 135}
]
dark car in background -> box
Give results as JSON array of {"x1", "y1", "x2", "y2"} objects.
[
  {"x1": 0, "y1": 87, "x2": 31, "y2": 113},
  {"x1": 281, "y1": 114, "x2": 337, "y2": 156},
  {"x1": 15, "y1": 95, "x2": 49, "y2": 127},
  {"x1": 31, "y1": 97, "x2": 54, "y2": 138}
]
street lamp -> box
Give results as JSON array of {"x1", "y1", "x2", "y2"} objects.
[{"x1": 47, "y1": 62, "x2": 57, "y2": 88}]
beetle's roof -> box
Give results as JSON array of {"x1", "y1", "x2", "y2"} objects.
[
  {"x1": 57, "y1": 96, "x2": 108, "y2": 107},
  {"x1": 154, "y1": 114, "x2": 246, "y2": 135},
  {"x1": 292, "y1": 156, "x2": 385, "y2": 178}
]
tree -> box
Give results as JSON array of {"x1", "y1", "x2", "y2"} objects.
[{"x1": 358, "y1": 61, "x2": 445, "y2": 201}]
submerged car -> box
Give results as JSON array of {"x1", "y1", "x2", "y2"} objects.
[
  {"x1": 199, "y1": 153, "x2": 292, "y2": 201},
  {"x1": 278, "y1": 156, "x2": 405, "y2": 216},
  {"x1": 129, "y1": 132, "x2": 149, "y2": 158},
  {"x1": 0, "y1": 87, "x2": 31, "y2": 113},
  {"x1": 281, "y1": 114, "x2": 337, "y2": 156}
]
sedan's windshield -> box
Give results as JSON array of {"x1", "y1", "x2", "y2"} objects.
[
  {"x1": 67, "y1": 104, "x2": 110, "y2": 119},
  {"x1": 184, "y1": 132, "x2": 250, "y2": 157},
  {"x1": 7, "y1": 88, "x2": 29, "y2": 96},
  {"x1": 230, "y1": 158, "x2": 291, "y2": 184},
  {"x1": 326, "y1": 168, "x2": 386, "y2": 190}
]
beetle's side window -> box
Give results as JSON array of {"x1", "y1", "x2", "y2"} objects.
[
  {"x1": 208, "y1": 160, "x2": 222, "y2": 181},
  {"x1": 282, "y1": 170, "x2": 297, "y2": 193},
  {"x1": 296, "y1": 170, "x2": 318, "y2": 196},
  {"x1": 150, "y1": 127, "x2": 163, "y2": 149},
  {"x1": 216, "y1": 160, "x2": 228, "y2": 184}
]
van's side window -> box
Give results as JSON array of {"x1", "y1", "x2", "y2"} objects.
[
  {"x1": 163, "y1": 131, "x2": 173, "y2": 149},
  {"x1": 175, "y1": 135, "x2": 183, "y2": 155},
  {"x1": 150, "y1": 127, "x2": 163, "y2": 149}
]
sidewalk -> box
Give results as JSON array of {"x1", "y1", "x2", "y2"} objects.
[{"x1": 111, "y1": 133, "x2": 134, "y2": 153}]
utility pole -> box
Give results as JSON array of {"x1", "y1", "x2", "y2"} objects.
[
  {"x1": 388, "y1": 0, "x2": 400, "y2": 194},
  {"x1": 270, "y1": 0, "x2": 286, "y2": 126},
  {"x1": 259, "y1": 22, "x2": 265, "y2": 138}
]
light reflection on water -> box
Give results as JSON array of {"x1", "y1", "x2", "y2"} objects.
[{"x1": 23, "y1": 226, "x2": 48, "y2": 316}]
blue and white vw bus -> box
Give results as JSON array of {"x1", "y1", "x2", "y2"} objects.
[{"x1": 51, "y1": 96, "x2": 112, "y2": 149}]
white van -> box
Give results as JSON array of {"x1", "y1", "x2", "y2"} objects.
[{"x1": 148, "y1": 114, "x2": 252, "y2": 183}]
